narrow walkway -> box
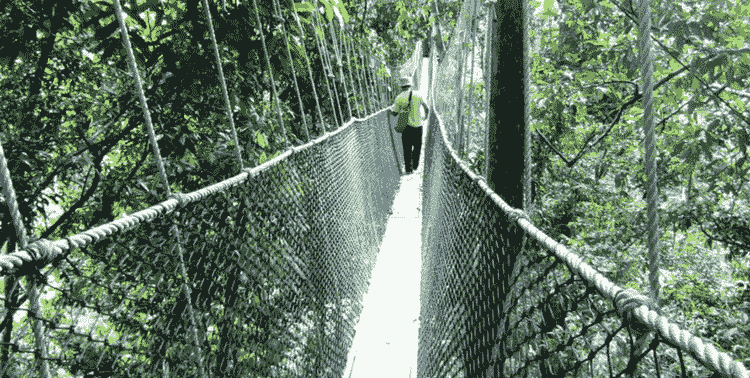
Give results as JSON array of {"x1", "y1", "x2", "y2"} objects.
[
  {"x1": 343, "y1": 167, "x2": 424, "y2": 378},
  {"x1": 343, "y1": 73, "x2": 430, "y2": 377}
]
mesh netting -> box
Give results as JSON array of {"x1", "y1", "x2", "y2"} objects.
[
  {"x1": 420, "y1": 0, "x2": 749, "y2": 377},
  {"x1": 0, "y1": 109, "x2": 399, "y2": 377},
  {"x1": 420, "y1": 103, "x2": 750, "y2": 378}
]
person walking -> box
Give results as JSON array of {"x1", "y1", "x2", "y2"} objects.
[{"x1": 390, "y1": 76, "x2": 429, "y2": 174}]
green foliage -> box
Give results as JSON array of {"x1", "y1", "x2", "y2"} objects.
[{"x1": 0, "y1": 0, "x2": 392, "y2": 375}]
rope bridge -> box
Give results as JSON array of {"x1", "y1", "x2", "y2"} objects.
[{"x1": 0, "y1": 0, "x2": 748, "y2": 377}]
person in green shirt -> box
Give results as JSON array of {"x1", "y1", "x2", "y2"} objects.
[{"x1": 390, "y1": 76, "x2": 429, "y2": 174}]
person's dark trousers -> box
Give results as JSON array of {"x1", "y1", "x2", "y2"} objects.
[{"x1": 401, "y1": 126, "x2": 423, "y2": 173}]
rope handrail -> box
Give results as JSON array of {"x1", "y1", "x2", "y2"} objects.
[
  {"x1": 1, "y1": 0, "x2": 748, "y2": 376},
  {"x1": 426, "y1": 41, "x2": 750, "y2": 378},
  {"x1": 0, "y1": 108, "x2": 390, "y2": 278},
  {"x1": 426, "y1": 104, "x2": 749, "y2": 378}
]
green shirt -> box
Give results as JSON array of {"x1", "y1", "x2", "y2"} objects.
[{"x1": 392, "y1": 90, "x2": 425, "y2": 128}]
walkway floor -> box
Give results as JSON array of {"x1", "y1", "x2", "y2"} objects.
[
  {"x1": 343, "y1": 167, "x2": 424, "y2": 378},
  {"x1": 343, "y1": 57, "x2": 430, "y2": 378}
]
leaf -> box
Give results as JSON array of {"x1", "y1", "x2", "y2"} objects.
[
  {"x1": 690, "y1": 77, "x2": 700, "y2": 90},
  {"x1": 318, "y1": 0, "x2": 334, "y2": 21},
  {"x1": 255, "y1": 130, "x2": 269, "y2": 148},
  {"x1": 335, "y1": 1, "x2": 350, "y2": 23},
  {"x1": 294, "y1": 2, "x2": 314, "y2": 12}
]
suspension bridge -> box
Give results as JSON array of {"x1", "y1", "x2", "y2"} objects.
[{"x1": 0, "y1": 0, "x2": 748, "y2": 377}]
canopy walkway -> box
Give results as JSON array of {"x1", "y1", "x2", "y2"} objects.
[{"x1": 0, "y1": 0, "x2": 748, "y2": 377}]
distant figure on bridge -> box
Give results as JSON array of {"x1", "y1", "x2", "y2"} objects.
[{"x1": 390, "y1": 77, "x2": 429, "y2": 175}]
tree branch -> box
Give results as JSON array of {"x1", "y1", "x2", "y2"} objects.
[
  {"x1": 535, "y1": 131, "x2": 571, "y2": 166},
  {"x1": 40, "y1": 163, "x2": 101, "y2": 240},
  {"x1": 652, "y1": 37, "x2": 750, "y2": 129}
]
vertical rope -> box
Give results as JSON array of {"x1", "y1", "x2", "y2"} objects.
[
  {"x1": 347, "y1": 30, "x2": 364, "y2": 117},
  {"x1": 363, "y1": 43, "x2": 374, "y2": 113},
  {"x1": 272, "y1": 0, "x2": 310, "y2": 142},
  {"x1": 372, "y1": 60, "x2": 385, "y2": 109},
  {"x1": 455, "y1": 6, "x2": 471, "y2": 155},
  {"x1": 483, "y1": 5, "x2": 494, "y2": 179},
  {"x1": 465, "y1": 0, "x2": 478, "y2": 161},
  {"x1": 351, "y1": 38, "x2": 367, "y2": 115},
  {"x1": 252, "y1": 0, "x2": 291, "y2": 148},
  {"x1": 329, "y1": 20, "x2": 353, "y2": 120},
  {"x1": 344, "y1": 30, "x2": 365, "y2": 117},
  {"x1": 0, "y1": 138, "x2": 50, "y2": 378},
  {"x1": 638, "y1": 0, "x2": 660, "y2": 308},
  {"x1": 358, "y1": 43, "x2": 374, "y2": 110},
  {"x1": 292, "y1": 10, "x2": 327, "y2": 135},
  {"x1": 312, "y1": 1, "x2": 345, "y2": 127},
  {"x1": 202, "y1": 0, "x2": 244, "y2": 170},
  {"x1": 113, "y1": 2, "x2": 208, "y2": 377},
  {"x1": 523, "y1": 0, "x2": 532, "y2": 212},
  {"x1": 311, "y1": 5, "x2": 339, "y2": 130}
]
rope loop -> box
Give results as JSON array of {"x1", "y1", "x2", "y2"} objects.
[
  {"x1": 508, "y1": 208, "x2": 530, "y2": 223},
  {"x1": 613, "y1": 287, "x2": 659, "y2": 322},
  {"x1": 25, "y1": 239, "x2": 57, "y2": 266},
  {"x1": 242, "y1": 167, "x2": 260, "y2": 180},
  {"x1": 168, "y1": 193, "x2": 190, "y2": 210}
]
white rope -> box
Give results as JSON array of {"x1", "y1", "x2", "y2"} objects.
[{"x1": 638, "y1": 0, "x2": 660, "y2": 308}]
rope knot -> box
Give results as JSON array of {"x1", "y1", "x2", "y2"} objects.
[
  {"x1": 242, "y1": 168, "x2": 259, "y2": 180},
  {"x1": 167, "y1": 193, "x2": 189, "y2": 211},
  {"x1": 25, "y1": 239, "x2": 57, "y2": 266},
  {"x1": 613, "y1": 288, "x2": 659, "y2": 323},
  {"x1": 508, "y1": 208, "x2": 530, "y2": 223}
]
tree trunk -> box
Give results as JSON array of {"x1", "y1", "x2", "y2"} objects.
[{"x1": 471, "y1": 1, "x2": 528, "y2": 377}]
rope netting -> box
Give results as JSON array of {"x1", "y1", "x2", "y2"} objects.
[
  {"x1": 0, "y1": 0, "x2": 404, "y2": 376},
  {"x1": 420, "y1": 0, "x2": 749, "y2": 377},
  {"x1": 2, "y1": 0, "x2": 748, "y2": 377}
]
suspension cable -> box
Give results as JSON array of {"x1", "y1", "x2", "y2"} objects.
[
  {"x1": 345, "y1": 31, "x2": 366, "y2": 117},
  {"x1": 369, "y1": 51, "x2": 380, "y2": 110},
  {"x1": 523, "y1": 0, "x2": 532, "y2": 213},
  {"x1": 272, "y1": 0, "x2": 310, "y2": 142},
  {"x1": 112, "y1": 1, "x2": 208, "y2": 377},
  {"x1": 310, "y1": 4, "x2": 338, "y2": 131},
  {"x1": 637, "y1": 0, "x2": 660, "y2": 307},
  {"x1": 454, "y1": 6, "x2": 471, "y2": 154},
  {"x1": 0, "y1": 138, "x2": 50, "y2": 378},
  {"x1": 202, "y1": 0, "x2": 244, "y2": 170},
  {"x1": 366, "y1": 52, "x2": 382, "y2": 109},
  {"x1": 464, "y1": 0, "x2": 478, "y2": 160},
  {"x1": 252, "y1": 0, "x2": 291, "y2": 149},
  {"x1": 291, "y1": 9, "x2": 326, "y2": 135},
  {"x1": 342, "y1": 26, "x2": 361, "y2": 118},
  {"x1": 328, "y1": 19, "x2": 352, "y2": 120},
  {"x1": 312, "y1": 2, "x2": 345, "y2": 127},
  {"x1": 357, "y1": 42, "x2": 374, "y2": 113},
  {"x1": 483, "y1": 4, "x2": 494, "y2": 179}
]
